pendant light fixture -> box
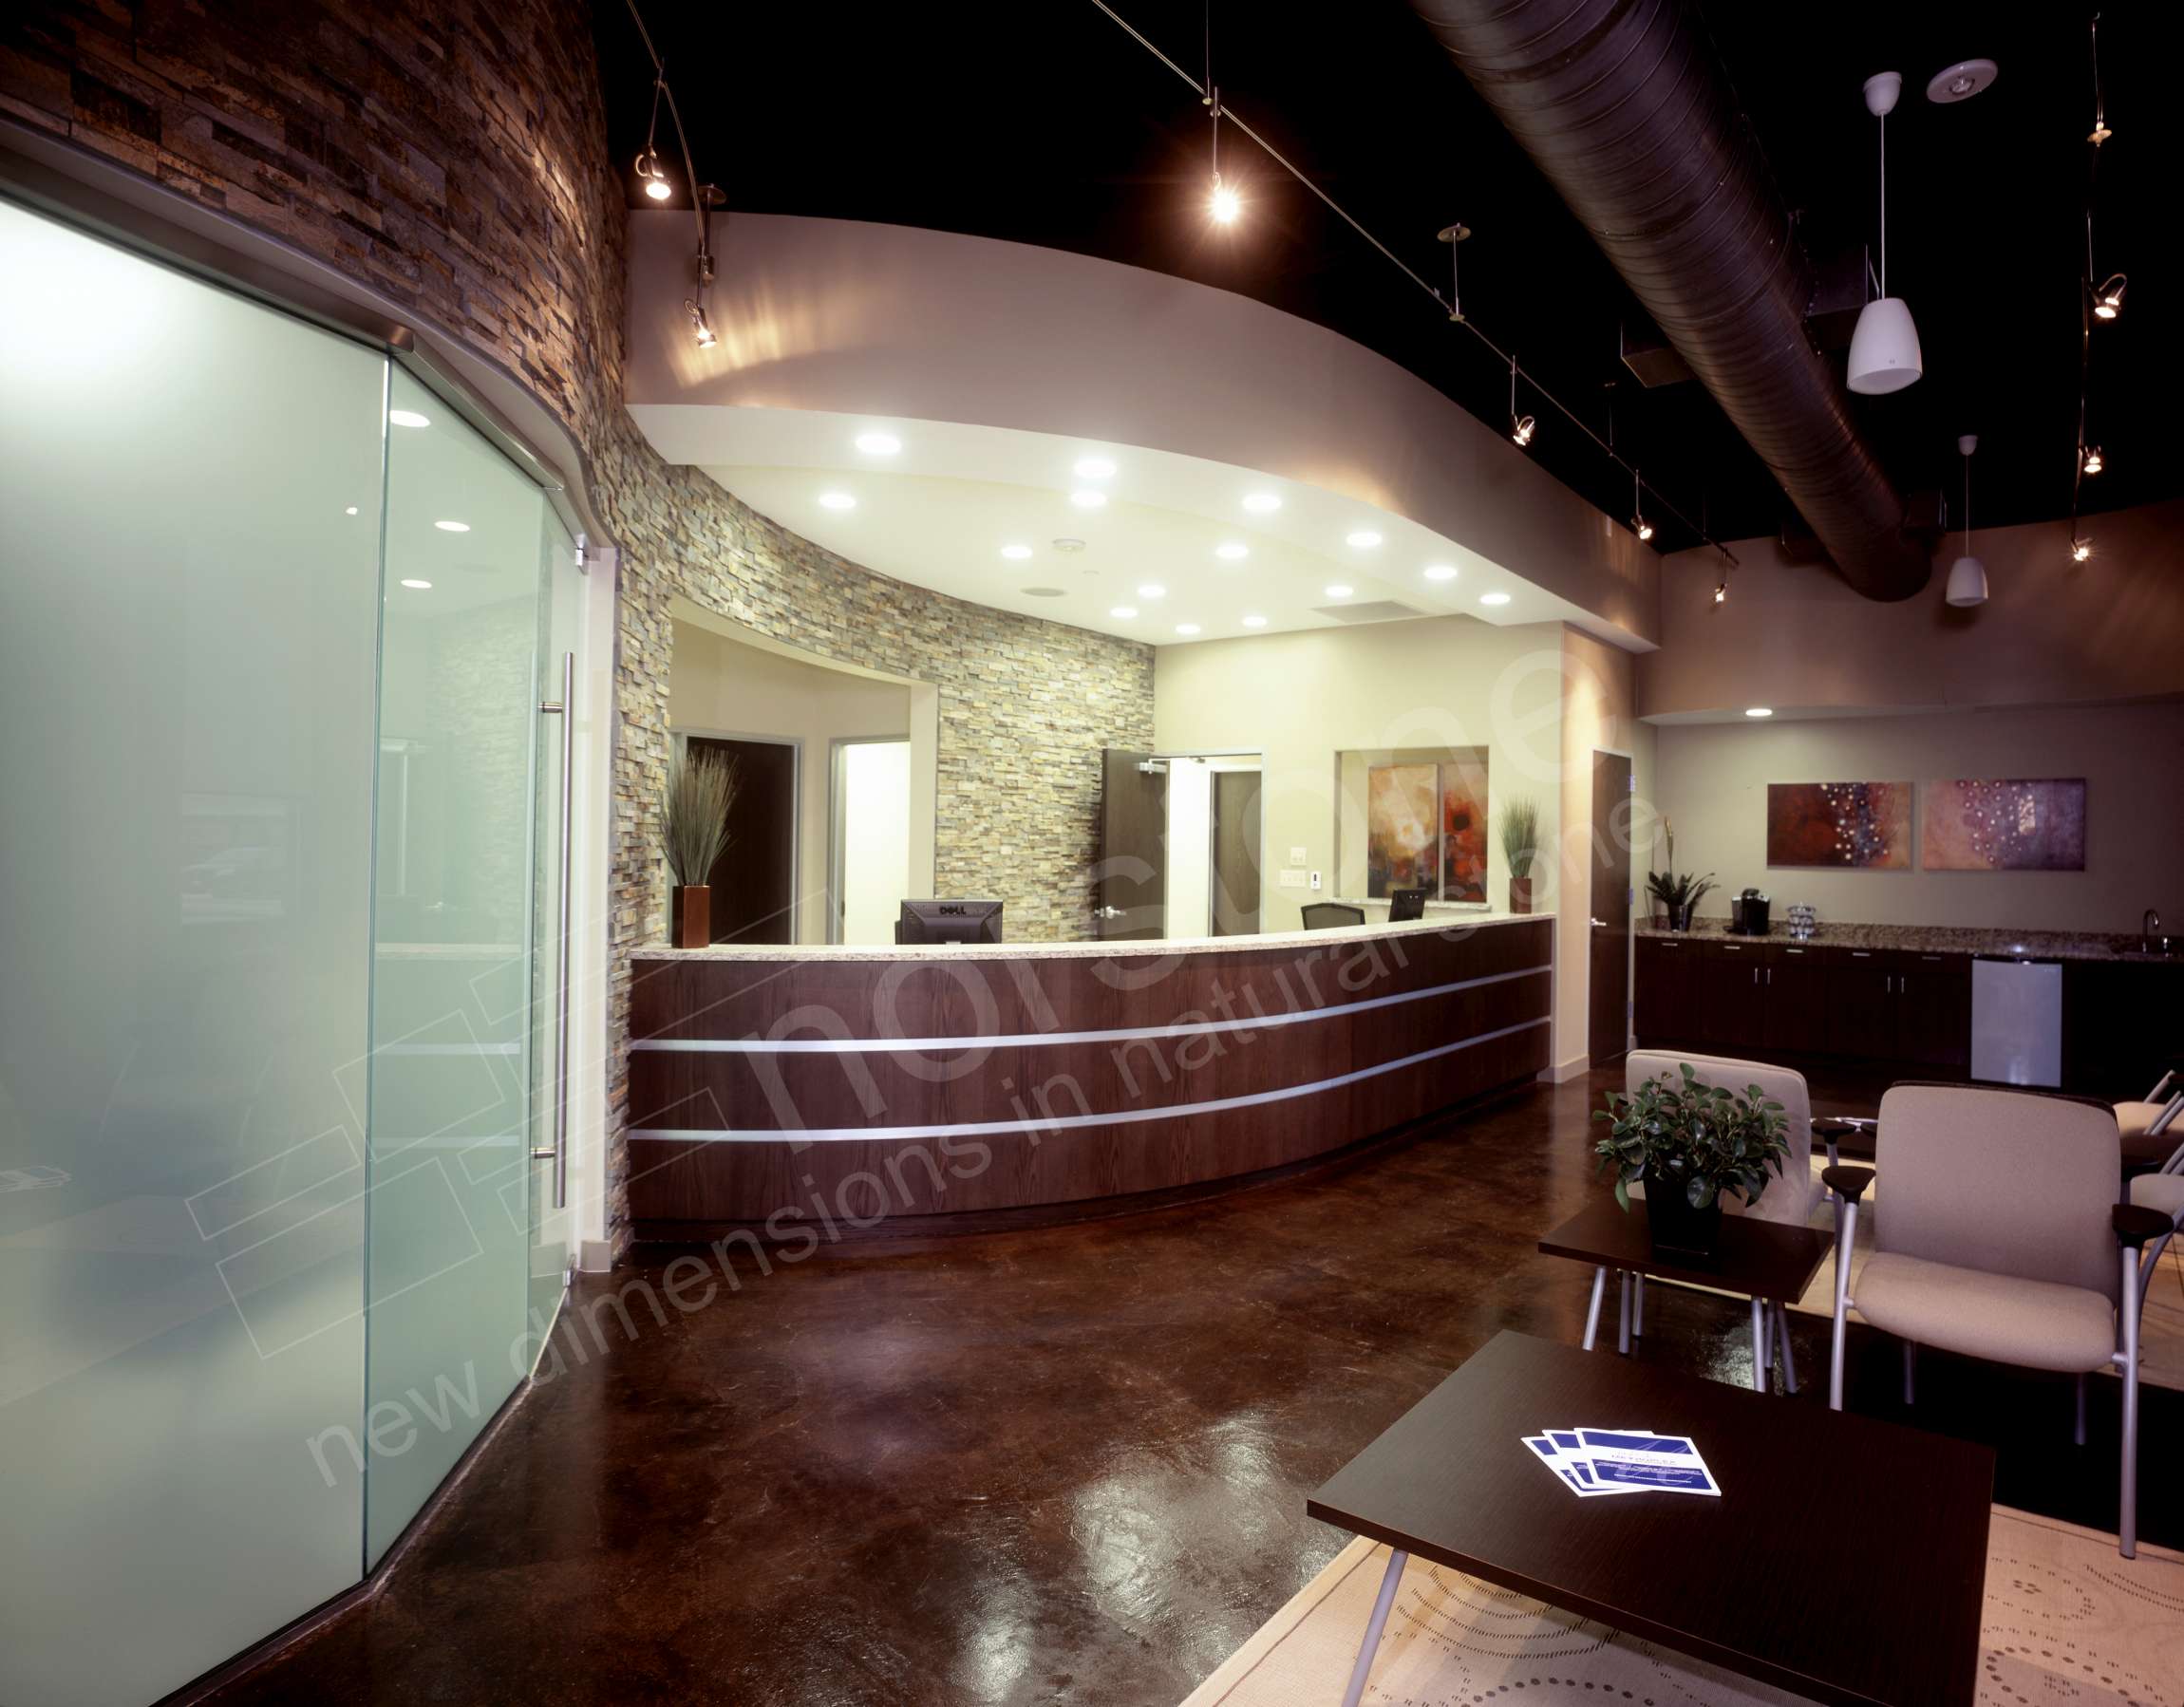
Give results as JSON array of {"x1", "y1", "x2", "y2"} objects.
[
  {"x1": 1203, "y1": 6, "x2": 1238, "y2": 225},
  {"x1": 634, "y1": 74, "x2": 672, "y2": 200},
  {"x1": 1630, "y1": 467, "x2": 1652, "y2": 541},
  {"x1": 1509, "y1": 356, "x2": 1534, "y2": 447},
  {"x1": 1944, "y1": 435, "x2": 1988, "y2": 607},
  {"x1": 1848, "y1": 72, "x2": 1923, "y2": 394}
]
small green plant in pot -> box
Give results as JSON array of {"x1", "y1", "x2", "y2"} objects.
[
  {"x1": 1498, "y1": 797, "x2": 1540, "y2": 914},
  {"x1": 1592, "y1": 1063, "x2": 1791, "y2": 1259}
]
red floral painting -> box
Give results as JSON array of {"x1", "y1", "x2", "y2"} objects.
[{"x1": 1440, "y1": 761, "x2": 1489, "y2": 903}]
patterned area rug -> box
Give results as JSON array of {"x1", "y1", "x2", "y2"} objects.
[{"x1": 1179, "y1": 1510, "x2": 2184, "y2": 1706}]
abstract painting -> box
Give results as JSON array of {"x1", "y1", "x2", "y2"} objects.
[
  {"x1": 1439, "y1": 759, "x2": 1490, "y2": 903},
  {"x1": 1365, "y1": 763, "x2": 1437, "y2": 897},
  {"x1": 1765, "y1": 781, "x2": 1912, "y2": 869},
  {"x1": 1923, "y1": 778, "x2": 2085, "y2": 871}
]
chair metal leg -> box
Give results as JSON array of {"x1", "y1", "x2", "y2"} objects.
[
  {"x1": 1750, "y1": 1297, "x2": 1768, "y2": 1393},
  {"x1": 2120, "y1": 1247, "x2": 2142, "y2": 1560},
  {"x1": 1581, "y1": 1266, "x2": 1607, "y2": 1352},
  {"x1": 1829, "y1": 1199, "x2": 1860, "y2": 1412},
  {"x1": 2076, "y1": 1372, "x2": 2088, "y2": 1447},
  {"x1": 1341, "y1": 1546, "x2": 1409, "y2": 1707},
  {"x1": 1903, "y1": 1341, "x2": 1916, "y2": 1407},
  {"x1": 1618, "y1": 1269, "x2": 1632, "y2": 1356},
  {"x1": 1776, "y1": 1302, "x2": 1799, "y2": 1395},
  {"x1": 1633, "y1": 1273, "x2": 1646, "y2": 1338}
]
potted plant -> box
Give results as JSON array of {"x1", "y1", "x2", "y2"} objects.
[
  {"x1": 1592, "y1": 1063, "x2": 1790, "y2": 1259},
  {"x1": 1644, "y1": 868, "x2": 1716, "y2": 931},
  {"x1": 663, "y1": 743, "x2": 739, "y2": 948},
  {"x1": 1498, "y1": 797, "x2": 1540, "y2": 914}
]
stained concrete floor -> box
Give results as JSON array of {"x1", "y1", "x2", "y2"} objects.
[{"x1": 200, "y1": 1065, "x2": 2180, "y2": 1706}]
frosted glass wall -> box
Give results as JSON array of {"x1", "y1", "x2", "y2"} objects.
[{"x1": 0, "y1": 197, "x2": 383, "y2": 1706}]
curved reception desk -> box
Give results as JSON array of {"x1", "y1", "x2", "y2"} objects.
[{"x1": 626, "y1": 914, "x2": 1553, "y2": 1238}]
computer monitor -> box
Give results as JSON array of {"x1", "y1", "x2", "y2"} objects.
[
  {"x1": 894, "y1": 898, "x2": 1004, "y2": 945},
  {"x1": 1387, "y1": 888, "x2": 1428, "y2": 923}
]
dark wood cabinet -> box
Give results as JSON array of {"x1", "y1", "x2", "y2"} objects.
[
  {"x1": 1699, "y1": 941, "x2": 1765, "y2": 1051},
  {"x1": 1825, "y1": 949, "x2": 1897, "y2": 1059},
  {"x1": 1760, "y1": 944, "x2": 1830, "y2": 1055},
  {"x1": 1898, "y1": 952, "x2": 1972, "y2": 1069},
  {"x1": 1633, "y1": 936, "x2": 1700, "y2": 1044}
]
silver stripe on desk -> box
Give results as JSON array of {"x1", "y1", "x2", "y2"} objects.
[
  {"x1": 630, "y1": 964, "x2": 1551, "y2": 1054},
  {"x1": 628, "y1": 1014, "x2": 1551, "y2": 1144}
]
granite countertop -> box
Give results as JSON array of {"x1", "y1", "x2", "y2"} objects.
[
  {"x1": 634, "y1": 910, "x2": 1554, "y2": 963},
  {"x1": 1634, "y1": 916, "x2": 2172, "y2": 965}
]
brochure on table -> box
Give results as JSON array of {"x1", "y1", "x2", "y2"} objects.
[{"x1": 1522, "y1": 1428, "x2": 1722, "y2": 1497}]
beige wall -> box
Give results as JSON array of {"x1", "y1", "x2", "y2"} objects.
[
  {"x1": 1640, "y1": 499, "x2": 2184, "y2": 720},
  {"x1": 1555, "y1": 629, "x2": 1649, "y2": 1076},
  {"x1": 668, "y1": 621, "x2": 915, "y2": 944},
  {"x1": 1652, "y1": 703, "x2": 2184, "y2": 932}
]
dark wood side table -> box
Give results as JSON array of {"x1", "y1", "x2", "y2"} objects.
[
  {"x1": 1537, "y1": 1197, "x2": 1830, "y2": 1393},
  {"x1": 1309, "y1": 1331, "x2": 1992, "y2": 1707}
]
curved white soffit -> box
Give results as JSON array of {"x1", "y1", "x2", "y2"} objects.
[{"x1": 624, "y1": 211, "x2": 1658, "y2": 650}]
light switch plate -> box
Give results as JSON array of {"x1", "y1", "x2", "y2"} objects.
[
  {"x1": 1309, "y1": 871, "x2": 1323, "y2": 891},
  {"x1": 1289, "y1": 846, "x2": 1309, "y2": 867},
  {"x1": 1276, "y1": 869, "x2": 1309, "y2": 889}
]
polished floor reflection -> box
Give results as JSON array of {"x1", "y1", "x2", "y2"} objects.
[{"x1": 201, "y1": 1065, "x2": 2181, "y2": 1706}]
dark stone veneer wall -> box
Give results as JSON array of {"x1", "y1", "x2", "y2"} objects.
[{"x1": 3, "y1": 0, "x2": 1156, "y2": 1247}]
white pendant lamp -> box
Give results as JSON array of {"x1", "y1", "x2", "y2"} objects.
[
  {"x1": 1849, "y1": 71, "x2": 1923, "y2": 395},
  {"x1": 1945, "y1": 434, "x2": 1987, "y2": 607}
]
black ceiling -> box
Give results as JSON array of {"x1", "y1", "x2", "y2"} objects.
[{"x1": 597, "y1": 1, "x2": 2181, "y2": 559}]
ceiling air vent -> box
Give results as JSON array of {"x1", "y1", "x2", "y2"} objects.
[{"x1": 1313, "y1": 599, "x2": 1426, "y2": 625}]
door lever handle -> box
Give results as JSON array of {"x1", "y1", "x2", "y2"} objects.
[{"x1": 1589, "y1": 916, "x2": 1609, "y2": 929}]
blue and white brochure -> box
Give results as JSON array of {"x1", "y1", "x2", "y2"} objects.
[{"x1": 1522, "y1": 1427, "x2": 1722, "y2": 1498}]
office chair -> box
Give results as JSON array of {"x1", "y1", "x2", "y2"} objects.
[
  {"x1": 1387, "y1": 888, "x2": 1427, "y2": 922},
  {"x1": 2115, "y1": 1063, "x2": 2183, "y2": 1175},
  {"x1": 1300, "y1": 902, "x2": 1366, "y2": 930}
]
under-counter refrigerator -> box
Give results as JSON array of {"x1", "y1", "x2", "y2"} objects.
[{"x1": 1970, "y1": 956, "x2": 2063, "y2": 1087}]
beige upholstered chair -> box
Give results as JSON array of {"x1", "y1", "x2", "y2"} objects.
[
  {"x1": 1824, "y1": 1083, "x2": 2180, "y2": 1558},
  {"x1": 2116, "y1": 1067, "x2": 2182, "y2": 1173}
]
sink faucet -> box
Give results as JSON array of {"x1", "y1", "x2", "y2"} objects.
[{"x1": 2147, "y1": 909, "x2": 2163, "y2": 939}]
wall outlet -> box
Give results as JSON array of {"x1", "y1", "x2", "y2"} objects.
[
  {"x1": 1309, "y1": 870, "x2": 1323, "y2": 891},
  {"x1": 1289, "y1": 846, "x2": 1309, "y2": 867},
  {"x1": 1276, "y1": 869, "x2": 1309, "y2": 890}
]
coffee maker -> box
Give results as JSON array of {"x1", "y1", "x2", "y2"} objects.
[{"x1": 1728, "y1": 888, "x2": 1771, "y2": 935}]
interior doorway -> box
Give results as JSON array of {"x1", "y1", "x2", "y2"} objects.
[
  {"x1": 1100, "y1": 750, "x2": 1262, "y2": 941},
  {"x1": 831, "y1": 737, "x2": 913, "y2": 944},
  {"x1": 685, "y1": 734, "x2": 797, "y2": 944},
  {"x1": 1210, "y1": 767, "x2": 1263, "y2": 936}
]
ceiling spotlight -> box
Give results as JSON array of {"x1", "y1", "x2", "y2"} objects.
[
  {"x1": 1848, "y1": 72, "x2": 1923, "y2": 394},
  {"x1": 1214, "y1": 542, "x2": 1250, "y2": 561},
  {"x1": 1946, "y1": 433, "x2": 1987, "y2": 608},
  {"x1": 1110, "y1": 606, "x2": 1139, "y2": 619},
  {"x1": 1633, "y1": 516, "x2": 1653, "y2": 541},
  {"x1": 1241, "y1": 492, "x2": 1282, "y2": 514},
  {"x1": 399, "y1": 578, "x2": 433, "y2": 591},
  {"x1": 1069, "y1": 489, "x2": 1108, "y2": 510},
  {"x1": 2071, "y1": 537, "x2": 2092, "y2": 562},
  {"x1": 1001, "y1": 544, "x2": 1034, "y2": 560},
  {"x1": 1137, "y1": 583, "x2": 1166, "y2": 599},
  {"x1": 1744, "y1": 706, "x2": 1775, "y2": 718},
  {"x1": 387, "y1": 409, "x2": 431, "y2": 429},
  {"x1": 2093, "y1": 275, "x2": 2126, "y2": 320},
  {"x1": 2081, "y1": 444, "x2": 2105, "y2": 476},
  {"x1": 433, "y1": 519, "x2": 470, "y2": 533},
  {"x1": 818, "y1": 491, "x2": 857, "y2": 511},
  {"x1": 1478, "y1": 591, "x2": 1511, "y2": 608},
  {"x1": 1423, "y1": 564, "x2": 1458, "y2": 582},
  {"x1": 855, "y1": 432, "x2": 902, "y2": 456},
  {"x1": 1511, "y1": 415, "x2": 1535, "y2": 448},
  {"x1": 1241, "y1": 614, "x2": 1268, "y2": 628},
  {"x1": 687, "y1": 299, "x2": 718, "y2": 347},
  {"x1": 1324, "y1": 584, "x2": 1354, "y2": 599},
  {"x1": 1345, "y1": 531, "x2": 1382, "y2": 550},
  {"x1": 1073, "y1": 456, "x2": 1117, "y2": 479},
  {"x1": 1175, "y1": 623, "x2": 1202, "y2": 636}
]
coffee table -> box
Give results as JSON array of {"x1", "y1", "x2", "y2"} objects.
[
  {"x1": 1309, "y1": 1331, "x2": 1992, "y2": 1707},
  {"x1": 1538, "y1": 1196, "x2": 1831, "y2": 1393}
]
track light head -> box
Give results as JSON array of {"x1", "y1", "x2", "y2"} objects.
[
  {"x1": 635, "y1": 144, "x2": 671, "y2": 201},
  {"x1": 1633, "y1": 516, "x2": 1653, "y2": 542},
  {"x1": 2071, "y1": 537, "x2": 2092, "y2": 563},
  {"x1": 2094, "y1": 274, "x2": 2126, "y2": 320},
  {"x1": 1511, "y1": 414, "x2": 1535, "y2": 448},
  {"x1": 686, "y1": 299, "x2": 717, "y2": 348},
  {"x1": 2081, "y1": 444, "x2": 2105, "y2": 476},
  {"x1": 1209, "y1": 176, "x2": 1240, "y2": 225},
  {"x1": 1712, "y1": 580, "x2": 1727, "y2": 606}
]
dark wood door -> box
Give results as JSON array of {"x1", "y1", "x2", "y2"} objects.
[
  {"x1": 1633, "y1": 937, "x2": 1698, "y2": 1045},
  {"x1": 1898, "y1": 952, "x2": 1973, "y2": 1069},
  {"x1": 1825, "y1": 949, "x2": 1897, "y2": 1059},
  {"x1": 1588, "y1": 752, "x2": 1633, "y2": 1063},
  {"x1": 1098, "y1": 749, "x2": 1168, "y2": 940},
  {"x1": 1701, "y1": 941, "x2": 1765, "y2": 1052},
  {"x1": 1209, "y1": 769, "x2": 1261, "y2": 936},
  {"x1": 1760, "y1": 944, "x2": 1830, "y2": 1055},
  {"x1": 688, "y1": 735, "x2": 796, "y2": 945}
]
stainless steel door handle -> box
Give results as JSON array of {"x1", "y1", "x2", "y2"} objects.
[
  {"x1": 534, "y1": 650, "x2": 574, "y2": 1210},
  {"x1": 1589, "y1": 916, "x2": 1608, "y2": 928},
  {"x1": 1096, "y1": 904, "x2": 1123, "y2": 920}
]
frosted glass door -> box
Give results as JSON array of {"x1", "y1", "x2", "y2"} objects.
[
  {"x1": 835, "y1": 740, "x2": 913, "y2": 944},
  {"x1": 528, "y1": 509, "x2": 580, "y2": 1337},
  {"x1": 0, "y1": 197, "x2": 383, "y2": 1706}
]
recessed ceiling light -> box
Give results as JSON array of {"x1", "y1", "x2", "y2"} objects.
[
  {"x1": 434, "y1": 519, "x2": 470, "y2": 533},
  {"x1": 818, "y1": 491, "x2": 857, "y2": 511},
  {"x1": 399, "y1": 578, "x2": 433, "y2": 591},
  {"x1": 1021, "y1": 586, "x2": 1065, "y2": 597},
  {"x1": 1074, "y1": 456, "x2": 1118, "y2": 479},
  {"x1": 1110, "y1": 605, "x2": 1139, "y2": 619},
  {"x1": 1137, "y1": 583, "x2": 1166, "y2": 599},
  {"x1": 854, "y1": 431, "x2": 902, "y2": 456},
  {"x1": 1070, "y1": 489, "x2": 1108, "y2": 509},
  {"x1": 1052, "y1": 537, "x2": 1087, "y2": 553},
  {"x1": 1001, "y1": 544, "x2": 1034, "y2": 560},
  {"x1": 1241, "y1": 614, "x2": 1268, "y2": 628},
  {"x1": 1744, "y1": 706, "x2": 1775, "y2": 719},
  {"x1": 1324, "y1": 584, "x2": 1354, "y2": 599},
  {"x1": 1242, "y1": 492, "x2": 1282, "y2": 514},
  {"x1": 1478, "y1": 591, "x2": 1512, "y2": 607},
  {"x1": 1345, "y1": 530, "x2": 1383, "y2": 549},
  {"x1": 1175, "y1": 623, "x2": 1201, "y2": 635},
  {"x1": 387, "y1": 409, "x2": 430, "y2": 429},
  {"x1": 1214, "y1": 542, "x2": 1251, "y2": 561},
  {"x1": 345, "y1": 506, "x2": 360, "y2": 516},
  {"x1": 1423, "y1": 563, "x2": 1458, "y2": 581}
]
